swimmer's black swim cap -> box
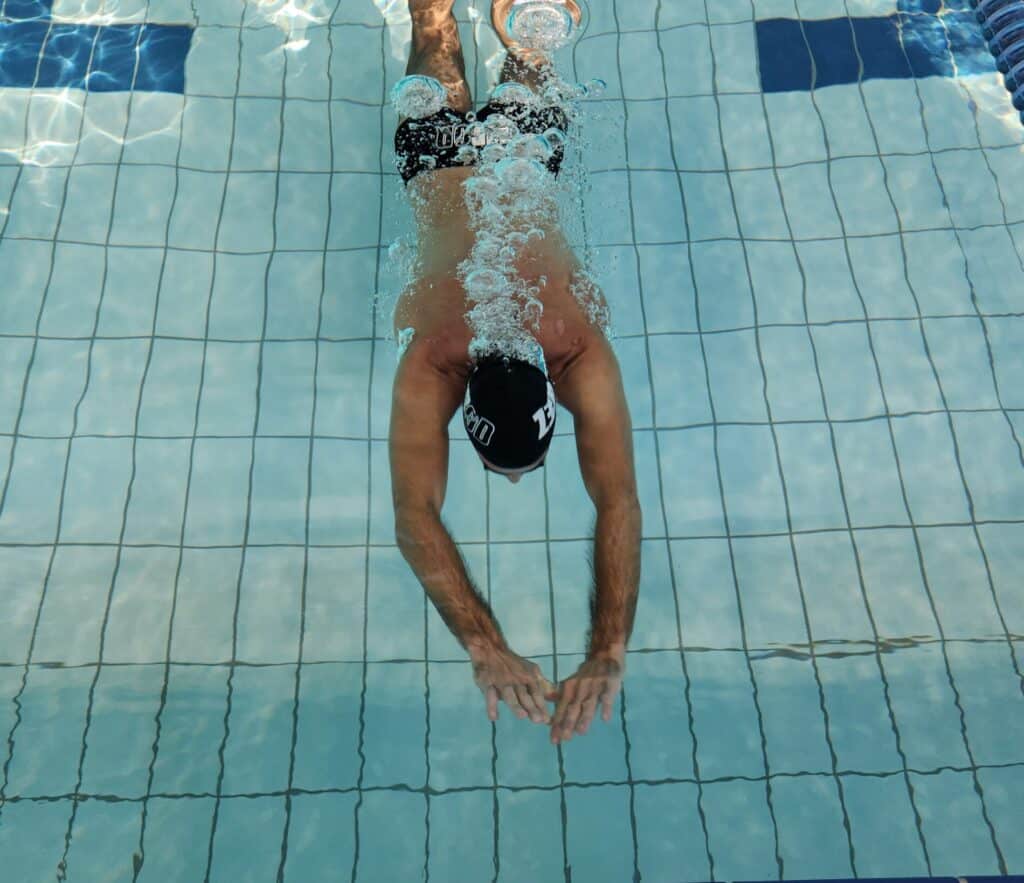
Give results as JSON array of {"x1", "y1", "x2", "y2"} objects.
[{"x1": 463, "y1": 354, "x2": 556, "y2": 472}]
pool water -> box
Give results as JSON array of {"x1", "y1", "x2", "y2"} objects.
[{"x1": 1, "y1": 0, "x2": 1023, "y2": 880}]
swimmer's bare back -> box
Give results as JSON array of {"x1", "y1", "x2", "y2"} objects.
[{"x1": 394, "y1": 163, "x2": 608, "y2": 392}]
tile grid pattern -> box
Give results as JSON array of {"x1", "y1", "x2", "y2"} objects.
[{"x1": 0, "y1": 0, "x2": 1023, "y2": 881}]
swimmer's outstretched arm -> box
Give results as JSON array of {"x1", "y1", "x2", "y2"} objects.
[{"x1": 390, "y1": 347, "x2": 554, "y2": 726}]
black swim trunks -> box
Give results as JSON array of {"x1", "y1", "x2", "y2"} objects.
[{"x1": 394, "y1": 99, "x2": 569, "y2": 186}]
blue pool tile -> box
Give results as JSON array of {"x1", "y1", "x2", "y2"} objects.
[
  {"x1": 691, "y1": 241, "x2": 755, "y2": 332},
  {"x1": 167, "y1": 172, "x2": 224, "y2": 250},
  {"x1": 153, "y1": 251, "x2": 213, "y2": 339},
  {"x1": 704, "y1": 779, "x2": 779, "y2": 879},
  {"x1": 134, "y1": 796, "x2": 216, "y2": 883},
  {"x1": 622, "y1": 546, "x2": 683, "y2": 652},
  {"x1": 688, "y1": 650, "x2": 766, "y2": 780},
  {"x1": 275, "y1": 173, "x2": 329, "y2": 250},
  {"x1": 103, "y1": 547, "x2": 177, "y2": 664},
  {"x1": 635, "y1": 783, "x2": 709, "y2": 880},
  {"x1": 39, "y1": 245, "x2": 105, "y2": 337},
  {"x1": 977, "y1": 523, "x2": 1024, "y2": 635},
  {"x1": 196, "y1": 342, "x2": 260, "y2": 434},
  {"x1": 960, "y1": 226, "x2": 1024, "y2": 315},
  {"x1": 905, "y1": 229, "x2": 977, "y2": 315},
  {"x1": 753, "y1": 655, "x2": 835, "y2": 775},
  {"x1": 917, "y1": 526, "x2": 1005, "y2": 639},
  {"x1": 118, "y1": 436, "x2": 194, "y2": 540},
  {"x1": 831, "y1": 156, "x2": 900, "y2": 236},
  {"x1": 747, "y1": 241, "x2": 807, "y2": 326},
  {"x1": 265, "y1": 253, "x2": 323, "y2": 337},
  {"x1": 951, "y1": 411, "x2": 1024, "y2": 521},
  {"x1": 549, "y1": 540, "x2": 602, "y2": 656},
  {"x1": 847, "y1": 234, "x2": 919, "y2": 320},
  {"x1": 206, "y1": 253, "x2": 266, "y2": 341},
  {"x1": 816, "y1": 654, "x2": 904, "y2": 774},
  {"x1": 671, "y1": 538, "x2": 745, "y2": 647},
  {"x1": 733, "y1": 535, "x2": 806, "y2": 647},
  {"x1": 183, "y1": 438, "x2": 253, "y2": 546},
  {"x1": 774, "y1": 423, "x2": 848, "y2": 532},
  {"x1": 631, "y1": 170, "x2": 688, "y2": 244},
  {"x1": 136, "y1": 341, "x2": 204, "y2": 437},
  {"x1": 0, "y1": 799, "x2": 69, "y2": 880},
  {"x1": 428, "y1": 791, "x2": 500, "y2": 882},
  {"x1": 0, "y1": 239, "x2": 49, "y2": 333},
  {"x1": 843, "y1": 774, "x2": 929, "y2": 876},
  {"x1": 666, "y1": 97, "x2": 725, "y2": 171},
  {"x1": 99, "y1": 247, "x2": 163, "y2": 337},
  {"x1": 987, "y1": 316, "x2": 1024, "y2": 408},
  {"x1": 60, "y1": 437, "x2": 134, "y2": 543},
  {"x1": 208, "y1": 796, "x2": 286, "y2": 881},
  {"x1": 911, "y1": 770, "x2": 1004, "y2": 874},
  {"x1": 811, "y1": 323, "x2": 886, "y2": 421},
  {"x1": 246, "y1": 438, "x2": 309, "y2": 546},
  {"x1": 327, "y1": 173, "x2": 381, "y2": 251},
  {"x1": 765, "y1": 92, "x2": 829, "y2": 166},
  {"x1": 883, "y1": 152, "x2": 956, "y2": 233},
  {"x1": 4, "y1": 664, "x2": 93, "y2": 797},
  {"x1": 313, "y1": 341, "x2": 371, "y2": 439},
  {"x1": 111, "y1": 165, "x2": 177, "y2": 247},
  {"x1": 659, "y1": 428, "x2": 727, "y2": 537},
  {"x1": 624, "y1": 651, "x2": 696, "y2": 781},
  {"x1": 564, "y1": 785, "x2": 636, "y2": 880},
  {"x1": 77, "y1": 339, "x2": 150, "y2": 435},
  {"x1": 32, "y1": 546, "x2": 115, "y2": 665},
  {"x1": 362, "y1": 662, "x2": 426, "y2": 788},
  {"x1": 151, "y1": 664, "x2": 230, "y2": 795},
  {"x1": 256, "y1": 341, "x2": 315, "y2": 435},
  {"x1": 63, "y1": 800, "x2": 142, "y2": 879},
  {"x1": 718, "y1": 425, "x2": 789, "y2": 534},
  {"x1": 660, "y1": 24, "x2": 714, "y2": 95},
  {"x1": 649, "y1": 334, "x2": 713, "y2": 427},
  {"x1": 561, "y1": 672, "x2": 629, "y2": 787},
  {"x1": 680, "y1": 172, "x2": 740, "y2": 241},
  {"x1": 773, "y1": 775, "x2": 854, "y2": 877},
  {"x1": 0, "y1": 336, "x2": 32, "y2": 434},
  {"x1": 59, "y1": 165, "x2": 117, "y2": 244},
  {"x1": 711, "y1": 21, "x2": 760, "y2": 93},
  {"x1": 731, "y1": 168, "x2": 791, "y2": 238},
  {"x1": 489, "y1": 543, "x2": 555, "y2": 655},
  {"x1": 795, "y1": 533, "x2": 876, "y2": 644},
  {"x1": 855, "y1": 527, "x2": 937, "y2": 637},
  {"x1": 872, "y1": 320, "x2": 944, "y2": 414},
  {"x1": 302, "y1": 548, "x2": 365, "y2": 661},
  {"x1": 977, "y1": 766, "x2": 1024, "y2": 871},
  {"x1": 308, "y1": 439, "x2": 369, "y2": 548},
  {"x1": 705, "y1": 329, "x2": 769, "y2": 423},
  {"x1": 885, "y1": 643, "x2": 971, "y2": 770},
  {"x1": 365, "y1": 549, "x2": 428, "y2": 661},
  {"x1": 221, "y1": 172, "x2": 276, "y2": 253},
  {"x1": 934, "y1": 149, "x2": 1006, "y2": 229},
  {"x1": 947, "y1": 641, "x2": 1024, "y2": 767},
  {"x1": 79, "y1": 664, "x2": 163, "y2": 798},
  {"x1": 0, "y1": 547, "x2": 50, "y2": 663},
  {"x1": 427, "y1": 663, "x2": 501, "y2": 789},
  {"x1": 757, "y1": 18, "x2": 812, "y2": 93},
  {"x1": 221, "y1": 664, "x2": 295, "y2": 795},
  {"x1": 798, "y1": 239, "x2": 865, "y2": 324},
  {"x1": 497, "y1": 788, "x2": 571, "y2": 882},
  {"x1": 776, "y1": 164, "x2": 844, "y2": 240},
  {"x1": 280, "y1": 793, "x2": 358, "y2": 881},
  {"x1": 890, "y1": 413, "x2": 971, "y2": 524},
  {"x1": 236, "y1": 547, "x2": 303, "y2": 663},
  {"x1": 625, "y1": 99, "x2": 675, "y2": 171}
]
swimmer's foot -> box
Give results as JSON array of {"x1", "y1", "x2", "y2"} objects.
[{"x1": 491, "y1": 0, "x2": 581, "y2": 62}]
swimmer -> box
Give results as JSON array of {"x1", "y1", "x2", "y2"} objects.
[{"x1": 388, "y1": 0, "x2": 640, "y2": 746}]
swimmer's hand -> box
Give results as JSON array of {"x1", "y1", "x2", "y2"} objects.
[
  {"x1": 469, "y1": 643, "x2": 555, "y2": 725},
  {"x1": 546, "y1": 652, "x2": 624, "y2": 745}
]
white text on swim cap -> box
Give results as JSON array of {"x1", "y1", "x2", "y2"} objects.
[
  {"x1": 464, "y1": 403, "x2": 496, "y2": 447},
  {"x1": 532, "y1": 383, "x2": 556, "y2": 441}
]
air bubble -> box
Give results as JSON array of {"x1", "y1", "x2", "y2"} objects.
[{"x1": 391, "y1": 74, "x2": 446, "y2": 119}]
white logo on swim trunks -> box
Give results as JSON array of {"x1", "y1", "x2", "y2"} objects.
[
  {"x1": 464, "y1": 403, "x2": 495, "y2": 447},
  {"x1": 532, "y1": 383, "x2": 556, "y2": 441},
  {"x1": 436, "y1": 121, "x2": 515, "y2": 149}
]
